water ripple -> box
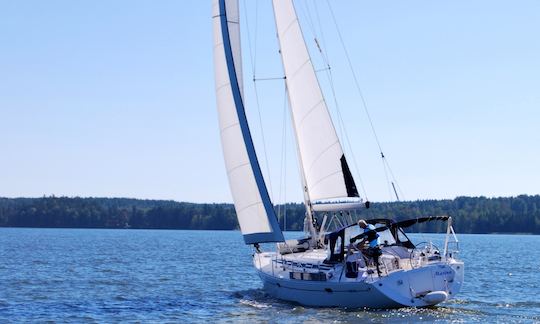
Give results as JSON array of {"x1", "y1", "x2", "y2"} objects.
[{"x1": 0, "y1": 229, "x2": 538, "y2": 322}]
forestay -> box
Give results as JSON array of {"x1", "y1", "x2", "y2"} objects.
[
  {"x1": 272, "y1": 0, "x2": 359, "y2": 203},
  {"x1": 213, "y1": 0, "x2": 283, "y2": 244}
]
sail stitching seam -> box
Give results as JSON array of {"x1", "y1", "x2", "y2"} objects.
[
  {"x1": 226, "y1": 162, "x2": 250, "y2": 175},
  {"x1": 220, "y1": 122, "x2": 240, "y2": 134},
  {"x1": 309, "y1": 169, "x2": 343, "y2": 193},
  {"x1": 280, "y1": 18, "x2": 298, "y2": 37},
  {"x1": 305, "y1": 140, "x2": 340, "y2": 175},
  {"x1": 216, "y1": 82, "x2": 231, "y2": 92},
  {"x1": 288, "y1": 58, "x2": 311, "y2": 80},
  {"x1": 236, "y1": 201, "x2": 264, "y2": 215},
  {"x1": 297, "y1": 98, "x2": 324, "y2": 126}
]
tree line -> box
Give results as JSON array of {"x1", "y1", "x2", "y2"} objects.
[{"x1": 0, "y1": 195, "x2": 539, "y2": 234}]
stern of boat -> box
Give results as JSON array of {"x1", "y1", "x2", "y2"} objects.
[{"x1": 372, "y1": 258, "x2": 464, "y2": 307}]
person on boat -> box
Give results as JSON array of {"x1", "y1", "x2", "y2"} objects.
[{"x1": 356, "y1": 219, "x2": 382, "y2": 276}]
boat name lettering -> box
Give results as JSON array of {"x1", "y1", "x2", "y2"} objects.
[{"x1": 435, "y1": 270, "x2": 453, "y2": 276}]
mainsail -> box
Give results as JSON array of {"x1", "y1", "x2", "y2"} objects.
[
  {"x1": 213, "y1": 0, "x2": 283, "y2": 244},
  {"x1": 272, "y1": 0, "x2": 359, "y2": 205}
]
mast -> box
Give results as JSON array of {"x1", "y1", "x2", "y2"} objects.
[{"x1": 284, "y1": 85, "x2": 318, "y2": 242}]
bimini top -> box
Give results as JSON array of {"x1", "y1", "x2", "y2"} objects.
[
  {"x1": 324, "y1": 216, "x2": 450, "y2": 263},
  {"x1": 326, "y1": 216, "x2": 450, "y2": 244}
]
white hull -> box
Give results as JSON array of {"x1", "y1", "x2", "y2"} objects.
[{"x1": 254, "y1": 251, "x2": 464, "y2": 308}]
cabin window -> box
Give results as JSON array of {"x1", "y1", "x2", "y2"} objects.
[
  {"x1": 396, "y1": 227, "x2": 415, "y2": 248},
  {"x1": 344, "y1": 226, "x2": 361, "y2": 244},
  {"x1": 397, "y1": 228, "x2": 409, "y2": 243},
  {"x1": 375, "y1": 224, "x2": 396, "y2": 246}
]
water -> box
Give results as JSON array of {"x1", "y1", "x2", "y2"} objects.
[{"x1": 1, "y1": 228, "x2": 539, "y2": 323}]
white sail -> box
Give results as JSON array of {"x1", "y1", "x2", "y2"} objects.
[
  {"x1": 213, "y1": 0, "x2": 283, "y2": 244},
  {"x1": 272, "y1": 0, "x2": 359, "y2": 204}
]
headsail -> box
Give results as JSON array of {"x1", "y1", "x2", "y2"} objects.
[
  {"x1": 272, "y1": 0, "x2": 359, "y2": 206},
  {"x1": 213, "y1": 0, "x2": 284, "y2": 244}
]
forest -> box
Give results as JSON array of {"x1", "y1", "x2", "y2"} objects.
[{"x1": 0, "y1": 195, "x2": 539, "y2": 234}]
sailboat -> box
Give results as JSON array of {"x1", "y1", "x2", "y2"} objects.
[{"x1": 212, "y1": 0, "x2": 464, "y2": 308}]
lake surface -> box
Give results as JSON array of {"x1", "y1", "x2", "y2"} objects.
[{"x1": 1, "y1": 228, "x2": 539, "y2": 323}]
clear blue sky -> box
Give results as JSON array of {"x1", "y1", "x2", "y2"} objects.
[{"x1": 1, "y1": 1, "x2": 539, "y2": 203}]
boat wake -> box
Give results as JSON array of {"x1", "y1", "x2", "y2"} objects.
[
  {"x1": 232, "y1": 289, "x2": 275, "y2": 309},
  {"x1": 231, "y1": 290, "x2": 540, "y2": 322},
  {"x1": 238, "y1": 298, "x2": 271, "y2": 309}
]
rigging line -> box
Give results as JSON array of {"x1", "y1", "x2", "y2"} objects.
[
  {"x1": 381, "y1": 156, "x2": 394, "y2": 201},
  {"x1": 314, "y1": 67, "x2": 331, "y2": 73},
  {"x1": 325, "y1": 68, "x2": 369, "y2": 200},
  {"x1": 299, "y1": 0, "x2": 332, "y2": 75},
  {"x1": 325, "y1": 0, "x2": 384, "y2": 155},
  {"x1": 305, "y1": 0, "x2": 369, "y2": 200},
  {"x1": 278, "y1": 82, "x2": 289, "y2": 229},
  {"x1": 299, "y1": 0, "x2": 369, "y2": 200},
  {"x1": 309, "y1": 1, "x2": 349, "y2": 176},
  {"x1": 297, "y1": 1, "x2": 332, "y2": 77},
  {"x1": 305, "y1": 0, "x2": 331, "y2": 69},
  {"x1": 253, "y1": 76, "x2": 286, "y2": 81},
  {"x1": 391, "y1": 182, "x2": 400, "y2": 202},
  {"x1": 296, "y1": 0, "x2": 346, "y2": 147},
  {"x1": 242, "y1": 0, "x2": 255, "y2": 77},
  {"x1": 242, "y1": 0, "x2": 274, "y2": 200},
  {"x1": 254, "y1": 0, "x2": 258, "y2": 76},
  {"x1": 325, "y1": 0, "x2": 404, "y2": 200},
  {"x1": 381, "y1": 155, "x2": 403, "y2": 201},
  {"x1": 247, "y1": 0, "x2": 259, "y2": 77},
  {"x1": 283, "y1": 83, "x2": 289, "y2": 232},
  {"x1": 384, "y1": 157, "x2": 405, "y2": 200},
  {"x1": 299, "y1": 0, "x2": 318, "y2": 44},
  {"x1": 283, "y1": 113, "x2": 287, "y2": 233},
  {"x1": 313, "y1": 0, "x2": 329, "y2": 62},
  {"x1": 311, "y1": 1, "x2": 351, "y2": 153}
]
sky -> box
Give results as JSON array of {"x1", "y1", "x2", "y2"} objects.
[{"x1": 1, "y1": 0, "x2": 539, "y2": 204}]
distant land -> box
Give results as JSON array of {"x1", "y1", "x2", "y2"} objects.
[{"x1": 0, "y1": 195, "x2": 539, "y2": 234}]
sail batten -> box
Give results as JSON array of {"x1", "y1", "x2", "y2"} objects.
[{"x1": 213, "y1": 0, "x2": 283, "y2": 244}]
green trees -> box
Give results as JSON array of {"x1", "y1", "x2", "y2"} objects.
[{"x1": 0, "y1": 195, "x2": 539, "y2": 234}]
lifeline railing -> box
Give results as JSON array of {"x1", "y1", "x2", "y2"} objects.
[{"x1": 443, "y1": 217, "x2": 459, "y2": 258}]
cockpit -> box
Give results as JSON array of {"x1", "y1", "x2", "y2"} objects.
[{"x1": 324, "y1": 216, "x2": 448, "y2": 263}]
